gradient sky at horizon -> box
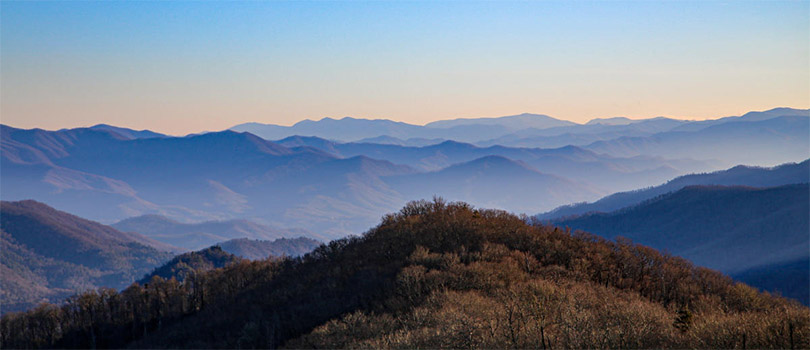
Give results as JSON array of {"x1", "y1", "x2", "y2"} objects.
[{"x1": 1, "y1": 1, "x2": 808, "y2": 135}]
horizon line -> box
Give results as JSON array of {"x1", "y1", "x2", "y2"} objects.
[{"x1": 3, "y1": 106, "x2": 807, "y2": 137}]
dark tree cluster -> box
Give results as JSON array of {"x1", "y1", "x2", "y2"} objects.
[
  {"x1": 137, "y1": 246, "x2": 242, "y2": 284},
  {"x1": 2, "y1": 199, "x2": 808, "y2": 349}
]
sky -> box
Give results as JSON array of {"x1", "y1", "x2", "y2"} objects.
[{"x1": 1, "y1": 1, "x2": 808, "y2": 135}]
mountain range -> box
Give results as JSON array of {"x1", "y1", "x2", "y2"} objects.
[
  {"x1": 2, "y1": 107, "x2": 808, "y2": 316},
  {"x1": 383, "y1": 155, "x2": 599, "y2": 213},
  {"x1": 0, "y1": 200, "x2": 174, "y2": 313},
  {"x1": 275, "y1": 137, "x2": 711, "y2": 192},
  {"x1": 231, "y1": 113, "x2": 575, "y2": 143},
  {"x1": 111, "y1": 215, "x2": 316, "y2": 251},
  {"x1": 218, "y1": 237, "x2": 321, "y2": 260},
  {"x1": 0, "y1": 200, "x2": 322, "y2": 314},
  {"x1": 3, "y1": 107, "x2": 807, "y2": 239},
  {"x1": 553, "y1": 184, "x2": 809, "y2": 304},
  {"x1": 584, "y1": 115, "x2": 809, "y2": 167},
  {"x1": 232, "y1": 108, "x2": 809, "y2": 153},
  {"x1": 538, "y1": 159, "x2": 810, "y2": 220},
  {"x1": 1, "y1": 124, "x2": 655, "y2": 238},
  {"x1": 1, "y1": 125, "x2": 410, "y2": 237}
]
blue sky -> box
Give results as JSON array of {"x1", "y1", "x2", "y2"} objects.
[{"x1": 1, "y1": 1, "x2": 807, "y2": 134}]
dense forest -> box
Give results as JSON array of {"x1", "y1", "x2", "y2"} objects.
[{"x1": 2, "y1": 199, "x2": 808, "y2": 349}]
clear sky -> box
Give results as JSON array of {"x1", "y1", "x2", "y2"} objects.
[{"x1": 1, "y1": 1, "x2": 808, "y2": 135}]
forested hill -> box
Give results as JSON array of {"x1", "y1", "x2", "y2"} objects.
[
  {"x1": 0, "y1": 200, "x2": 174, "y2": 314},
  {"x1": 2, "y1": 200, "x2": 808, "y2": 349},
  {"x1": 138, "y1": 246, "x2": 242, "y2": 284},
  {"x1": 138, "y1": 238, "x2": 322, "y2": 285}
]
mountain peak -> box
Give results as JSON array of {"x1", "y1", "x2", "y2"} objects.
[
  {"x1": 184, "y1": 130, "x2": 294, "y2": 156},
  {"x1": 89, "y1": 124, "x2": 166, "y2": 139},
  {"x1": 448, "y1": 155, "x2": 538, "y2": 174},
  {"x1": 738, "y1": 107, "x2": 809, "y2": 121},
  {"x1": 763, "y1": 107, "x2": 809, "y2": 115},
  {"x1": 586, "y1": 117, "x2": 635, "y2": 125},
  {"x1": 431, "y1": 140, "x2": 478, "y2": 149},
  {"x1": 425, "y1": 113, "x2": 576, "y2": 130}
]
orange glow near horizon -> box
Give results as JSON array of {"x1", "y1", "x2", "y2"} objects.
[{"x1": 1, "y1": 1, "x2": 807, "y2": 136}]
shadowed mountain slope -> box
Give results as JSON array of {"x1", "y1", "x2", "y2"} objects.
[
  {"x1": 554, "y1": 184, "x2": 809, "y2": 303},
  {"x1": 733, "y1": 257, "x2": 810, "y2": 306},
  {"x1": 0, "y1": 200, "x2": 174, "y2": 313},
  {"x1": 539, "y1": 159, "x2": 810, "y2": 220}
]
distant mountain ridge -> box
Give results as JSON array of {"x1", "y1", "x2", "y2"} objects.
[
  {"x1": 276, "y1": 136, "x2": 713, "y2": 192},
  {"x1": 556, "y1": 183, "x2": 809, "y2": 268},
  {"x1": 478, "y1": 116, "x2": 688, "y2": 148},
  {"x1": 233, "y1": 108, "x2": 808, "y2": 150},
  {"x1": 1, "y1": 125, "x2": 414, "y2": 237},
  {"x1": 384, "y1": 155, "x2": 600, "y2": 214},
  {"x1": 353, "y1": 135, "x2": 446, "y2": 147},
  {"x1": 586, "y1": 116, "x2": 640, "y2": 125},
  {"x1": 538, "y1": 159, "x2": 810, "y2": 220},
  {"x1": 670, "y1": 107, "x2": 810, "y2": 132},
  {"x1": 2, "y1": 107, "x2": 807, "y2": 238},
  {"x1": 1, "y1": 125, "x2": 604, "y2": 237},
  {"x1": 112, "y1": 215, "x2": 316, "y2": 251},
  {"x1": 88, "y1": 124, "x2": 167, "y2": 139},
  {"x1": 425, "y1": 113, "x2": 576, "y2": 130},
  {"x1": 233, "y1": 112, "x2": 585, "y2": 143},
  {"x1": 0, "y1": 200, "x2": 174, "y2": 313},
  {"x1": 479, "y1": 109, "x2": 808, "y2": 149},
  {"x1": 584, "y1": 115, "x2": 809, "y2": 166},
  {"x1": 218, "y1": 237, "x2": 321, "y2": 260},
  {"x1": 553, "y1": 184, "x2": 809, "y2": 304}
]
